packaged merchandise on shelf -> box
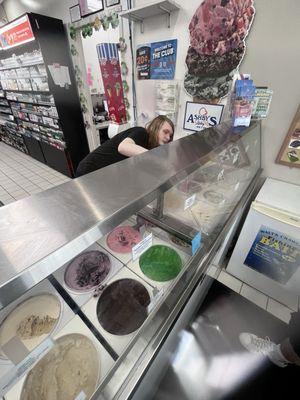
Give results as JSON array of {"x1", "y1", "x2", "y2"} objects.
[
  {"x1": 251, "y1": 87, "x2": 273, "y2": 119},
  {"x1": 30, "y1": 76, "x2": 49, "y2": 92},
  {"x1": 16, "y1": 67, "x2": 30, "y2": 78},
  {"x1": 42, "y1": 116, "x2": 60, "y2": 129},
  {"x1": 16, "y1": 78, "x2": 32, "y2": 91},
  {"x1": 231, "y1": 77, "x2": 256, "y2": 127},
  {"x1": 29, "y1": 65, "x2": 40, "y2": 77},
  {"x1": 155, "y1": 80, "x2": 180, "y2": 123},
  {"x1": 37, "y1": 64, "x2": 47, "y2": 76},
  {"x1": 29, "y1": 113, "x2": 43, "y2": 124},
  {"x1": 6, "y1": 92, "x2": 55, "y2": 105}
]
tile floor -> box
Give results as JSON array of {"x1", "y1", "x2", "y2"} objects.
[
  {"x1": 206, "y1": 265, "x2": 298, "y2": 324},
  {"x1": 0, "y1": 142, "x2": 70, "y2": 205},
  {"x1": 0, "y1": 142, "x2": 297, "y2": 325}
]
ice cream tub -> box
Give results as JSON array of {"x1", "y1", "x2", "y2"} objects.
[
  {"x1": 4, "y1": 315, "x2": 114, "y2": 400},
  {"x1": 97, "y1": 219, "x2": 143, "y2": 265},
  {"x1": 53, "y1": 242, "x2": 124, "y2": 308},
  {"x1": 0, "y1": 279, "x2": 75, "y2": 396},
  {"x1": 81, "y1": 267, "x2": 154, "y2": 356}
]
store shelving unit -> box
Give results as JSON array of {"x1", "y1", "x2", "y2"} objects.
[
  {"x1": 120, "y1": 0, "x2": 180, "y2": 32},
  {"x1": 0, "y1": 13, "x2": 89, "y2": 176}
]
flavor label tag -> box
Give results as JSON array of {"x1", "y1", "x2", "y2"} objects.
[
  {"x1": 184, "y1": 194, "x2": 196, "y2": 210},
  {"x1": 0, "y1": 338, "x2": 54, "y2": 397},
  {"x1": 148, "y1": 288, "x2": 165, "y2": 313},
  {"x1": 2, "y1": 336, "x2": 29, "y2": 365},
  {"x1": 192, "y1": 232, "x2": 201, "y2": 256},
  {"x1": 132, "y1": 232, "x2": 153, "y2": 261},
  {"x1": 75, "y1": 391, "x2": 87, "y2": 400}
]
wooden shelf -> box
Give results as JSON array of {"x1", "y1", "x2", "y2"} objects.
[{"x1": 119, "y1": 0, "x2": 180, "y2": 32}]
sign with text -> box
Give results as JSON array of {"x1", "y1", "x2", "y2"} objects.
[
  {"x1": 136, "y1": 46, "x2": 151, "y2": 80},
  {"x1": 183, "y1": 102, "x2": 224, "y2": 132},
  {"x1": 244, "y1": 225, "x2": 300, "y2": 284},
  {"x1": 132, "y1": 232, "x2": 153, "y2": 261},
  {"x1": 0, "y1": 15, "x2": 35, "y2": 50},
  {"x1": 136, "y1": 39, "x2": 177, "y2": 80}
]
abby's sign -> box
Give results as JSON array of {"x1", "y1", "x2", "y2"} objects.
[{"x1": 183, "y1": 102, "x2": 224, "y2": 132}]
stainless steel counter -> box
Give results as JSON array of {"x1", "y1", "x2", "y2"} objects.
[{"x1": 0, "y1": 122, "x2": 260, "y2": 309}]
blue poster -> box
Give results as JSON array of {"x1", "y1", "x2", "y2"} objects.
[
  {"x1": 136, "y1": 40, "x2": 177, "y2": 80},
  {"x1": 244, "y1": 225, "x2": 300, "y2": 284},
  {"x1": 150, "y1": 39, "x2": 177, "y2": 79}
]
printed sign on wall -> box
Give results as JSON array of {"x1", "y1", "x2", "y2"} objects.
[
  {"x1": 183, "y1": 101, "x2": 224, "y2": 132},
  {"x1": 97, "y1": 43, "x2": 126, "y2": 124},
  {"x1": 136, "y1": 39, "x2": 177, "y2": 80},
  {"x1": 244, "y1": 225, "x2": 300, "y2": 285},
  {"x1": 0, "y1": 15, "x2": 35, "y2": 50}
]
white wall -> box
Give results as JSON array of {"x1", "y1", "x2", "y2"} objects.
[
  {"x1": 133, "y1": 0, "x2": 300, "y2": 185},
  {"x1": 240, "y1": 0, "x2": 300, "y2": 184},
  {"x1": 3, "y1": 0, "x2": 77, "y2": 23}
]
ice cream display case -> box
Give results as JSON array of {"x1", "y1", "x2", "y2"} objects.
[{"x1": 0, "y1": 121, "x2": 262, "y2": 400}]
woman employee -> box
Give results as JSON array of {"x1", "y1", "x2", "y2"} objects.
[{"x1": 76, "y1": 115, "x2": 174, "y2": 177}]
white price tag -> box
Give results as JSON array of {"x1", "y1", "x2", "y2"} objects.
[
  {"x1": 184, "y1": 194, "x2": 196, "y2": 210},
  {"x1": 132, "y1": 232, "x2": 153, "y2": 261},
  {"x1": 0, "y1": 338, "x2": 54, "y2": 397},
  {"x1": 75, "y1": 391, "x2": 86, "y2": 400},
  {"x1": 148, "y1": 288, "x2": 165, "y2": 313}
]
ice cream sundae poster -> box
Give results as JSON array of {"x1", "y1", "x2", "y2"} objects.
[
  {"x1": 136, "y1": 39, "x2": 177, "y2": 80},
  {"x1": 184, "y1": 0, "x2": 256, "y2": 104},
  {"x1": 244, "y1": 225, "x2": 300, "y2": 284},
  {"x1": 97, "y1": 43, "x2": 126, "y2": 124},
  {"x1": 183, "y1": 102, "x2": 224, "y2": 132}
]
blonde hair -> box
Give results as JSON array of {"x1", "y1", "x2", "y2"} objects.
[{"x1": 146, "y1": 115, "x2": 174, "y2": 149}]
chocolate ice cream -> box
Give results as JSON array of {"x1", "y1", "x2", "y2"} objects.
[{"x1": 96, "y1": 279, "x2": 150, "y2": 335}]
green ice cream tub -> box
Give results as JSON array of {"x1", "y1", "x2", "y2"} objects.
[{"x1": 139, "y1": 245, "x2": 182, "y2": 282}]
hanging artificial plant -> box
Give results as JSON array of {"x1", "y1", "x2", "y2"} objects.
[
  {"x1": 70, "y1": 44, "x2": 78, "y2": 56},
  {"x1": 121, "y1": 61, "x2": 128, "y2": 76},
  {"x1": 110, "y1": 12, "x2": 119, "y2": 29},
  {"x1": 81, "y1": 23, "x2": 93, "y2": 38},
  {"x1": 122, "y1": 80, "x2": 129, "y2": 93},
  {"x1": 69, "y1": 25, "x2": 76, "y2": 40},
  {"x1": 117, "y1": 37, "x2": 127, "y2": 52},
  {"x1": 93, "y1": 16, "x2": 101, "y2": 31},
  {"x1": 124, "y1": 98, "x2": 130, "y2": 109}
]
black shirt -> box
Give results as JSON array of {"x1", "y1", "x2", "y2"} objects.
[{"x1": 76, "y1": 126, "x2": 148, "y2": 177}]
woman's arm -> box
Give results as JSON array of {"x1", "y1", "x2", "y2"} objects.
[{"x1": 118, "y1": 138, "x2": 148, "y2": 157}]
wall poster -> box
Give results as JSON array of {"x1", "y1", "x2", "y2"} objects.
[
  {"x1": 97, "y1": 43, "x2": 127, "y2": 124},
  {"x1": 244, "y1": 225, "x2": 300, "y2": 285},
  {"x1": 136, "y1": 39, "x2": 177, "y2": 80},
  {"x1": 276, "y1": 104, "x2": 300, "y2": 168}
]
